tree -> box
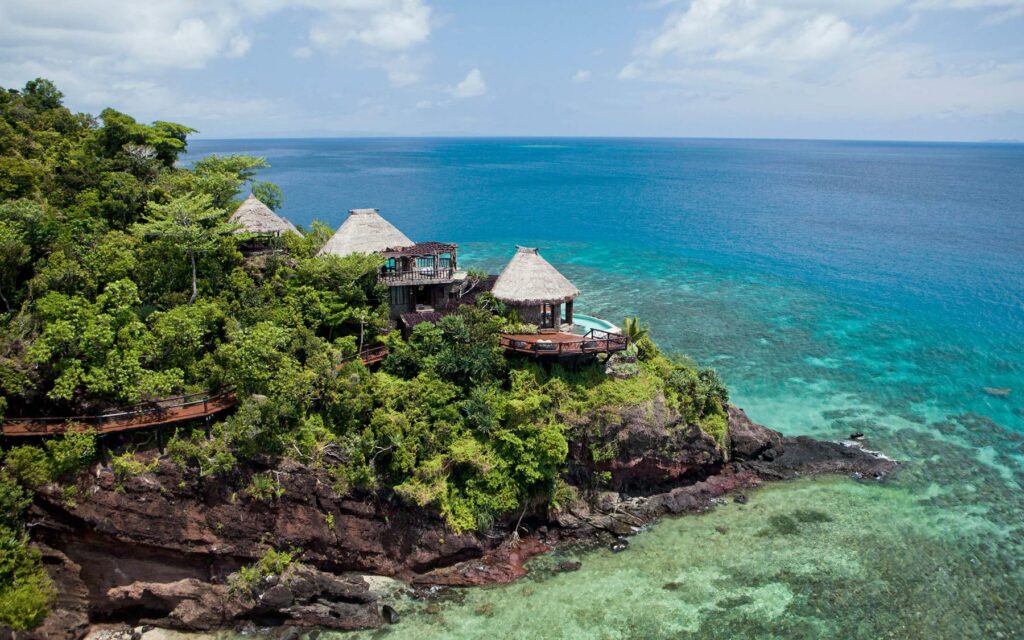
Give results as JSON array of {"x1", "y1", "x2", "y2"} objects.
[
  {"x1": 135, "y1": 193, "x2": 237, "y2": 304},
  {"x1": 21, "y1": 78, "x2": 63, "y2": 110},
  {"x1": 252, "y1": 181, "x2": 283, "y2": 210},
  {"x1": 190, "y1": 155, "x2": 269, "y2": 208},
  {"x1": 0, "y1": 221, "x2": 29, "y2": 310},
  {"x1": 622, "y1": 316, "x2": 648, "y2": 342},
  {"x1": 97, "y1": 109, "x2": 195, "y2": 167}
]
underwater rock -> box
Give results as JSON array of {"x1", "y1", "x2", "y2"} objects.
[
  {"x1": 381, "y1": 604, "x2": 400, "y2": 624},
  {"x1": 983, "y1": 386, "x2": 1011, "y2": 398},
  {"x1": 557, "y1": 560, "x2": 582, "y2": 572},
  {"x1": 849, "y1": 432, "x2": 865, "y2": 440},
  {"x1": 734, "y1": 494, "x2": 748, "y2": 505}
]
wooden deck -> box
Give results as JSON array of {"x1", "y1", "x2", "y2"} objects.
[
  {"x1": 1, "y1": 391, "x2": 237, "y2": 438},
  {"x1": 499, "y1": 329, "x2": 629, "y2": 357}
]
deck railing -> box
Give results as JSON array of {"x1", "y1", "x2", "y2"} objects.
[
  {"x1": 1, "y1": 390, "x2": 237, "y2": 437},
  {"x1": 379, "y1": 266, "x2": 456, "y2": 284},
  {"x1": 499, "y1": 329, "x2": 630, "y2": 357},
  {"x1": 338, "y1": 345, "x2": 390, "y2": 366}
]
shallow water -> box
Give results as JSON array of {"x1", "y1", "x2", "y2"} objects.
[{"x1": 185, "y1": 138, "x2": 1024, "y2": 638}]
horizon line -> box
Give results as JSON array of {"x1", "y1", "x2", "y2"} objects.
[{"x1": 188, "y1": 134, "x2": 1024, "y2": 146}]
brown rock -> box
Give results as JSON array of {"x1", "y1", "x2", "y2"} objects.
[{"x1": 728, "y1": 405, "x2": 784, "y2": 460}]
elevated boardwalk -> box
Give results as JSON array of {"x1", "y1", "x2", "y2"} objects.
[
  {"x1": 499, "y1": 329, "x2": 629, "y2": 357},
  {"x1": 339, "y1": 345, "x2": 389, "y2": 367},
  {"x1": 1, "y1": 391, "x2": 237, "y2": 438}
]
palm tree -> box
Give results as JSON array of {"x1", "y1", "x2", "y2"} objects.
[{"x1": 622, "y1": 316, "x2": 649, "y2": 342}]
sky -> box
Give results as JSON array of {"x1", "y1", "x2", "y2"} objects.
[{"x1": 0, "y1": 0, "x2": 1022, "y2": 141}]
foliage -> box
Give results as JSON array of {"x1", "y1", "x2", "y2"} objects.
[
  {"x1": 0, "y1": 528, "x2": 55, "y2": 631},
  {"x1": 3, "y1": 430, "x2": 96, "y2": 487},
  {"x1": 135, "y1": 192, "x2": 238, "y2": 304},
  {"x1": 229, "y1": 547, "x2": 295, "y2": 597},
  {"x1": 0, "y1": 78, "x2": 739, "y2": 539},
  {"x1": 3, "y1": 446, "x2": 51, "y2": 488},
  {"x1": 110, "y1": 450, "x2": 159, "y2": 483},
  {"x1": 44, "y1": 429, "x2": 96, "y2": 479},
  {"x1": 622, "y1": 316, "x2": 648, "y2": 342},
  {"x1": 0, "y1": 471, "x2": 31, "y2": 528},
  {"x1": 165, "y1": 427, "x2": 236, "y2": 478},
  {"x1": 245, "y1": 473, "x2": 284, "y2": 501}
]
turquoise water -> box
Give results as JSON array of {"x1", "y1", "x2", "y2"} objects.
[
  {"x1": 569, "y1": 313, "x2": 620, "y2": 335},
  {"x1": 186, "y1": 139, "x2": 1024, "y2": 638}
]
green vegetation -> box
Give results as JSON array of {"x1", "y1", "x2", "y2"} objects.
[
  {"x1": 0, "y1": 80, "x2": 734, "y2": 628},
  {"x1": 246, "y1": 472, "x2": 284, "y2": 501},
  {"x1": 229, "y1": 547, "x2": 296, "y2": 598},
  {"x1": 0, "y1": 470, "x2": 54, "y2": 630}
]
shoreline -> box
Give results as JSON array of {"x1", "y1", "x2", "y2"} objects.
[{"x1": 25, "y1": 408, "x2": 896, "y2": 639}]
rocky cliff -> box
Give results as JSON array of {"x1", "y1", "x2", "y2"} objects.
[{"x1": 14, "y1": 404, "x2": 895, "y2": 639}]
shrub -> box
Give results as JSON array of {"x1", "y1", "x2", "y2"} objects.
[
  {"x1": 228, "y1": 547, "x2": 295, "y2": 597},
  {"x1": 110, "y1": 450, "x2": 159, "y2": 483},
  {"x1": 699, "y1": 410, "x2": 730, "y2": 455},
  {"x1": 165, "y1": 427, "x2": 236, "y2": 477},
  {"x1": 0, "y1": 471, "x2": 30, "y2": 528},
  {"x1": 44, "y1": 429, "x2": 96, "y2": 479},
  {"x1": 0, "y1": 528, "x2": 55, "y2": 630},
  {"x1": 245, "y1": 473, "x2": 284, "y2": 501},
  {"x1": 3, "y1": 446, "x2": 51, "y2": 488}
]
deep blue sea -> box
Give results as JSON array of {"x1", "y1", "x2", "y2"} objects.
[{"x1": 186, "y1": 138, "x2": 1024, "y2": 639}]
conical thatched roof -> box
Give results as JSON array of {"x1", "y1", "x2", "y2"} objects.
[
  {"x1": 229, "y1": 194, "x2": 302, "y2": 236},
  {"x1": 491, "y1": 247, "x2": 580, "y2": 305},
  {"x1": 318, "y1": 208, "x2": 414, "y2": 257}
]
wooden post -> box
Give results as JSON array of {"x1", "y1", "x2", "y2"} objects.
[{"x1": 97, "y1": 436, "x2": 109, "y2": 468}]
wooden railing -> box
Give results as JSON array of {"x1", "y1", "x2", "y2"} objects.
[
  {"x1": 379, "y1": 266, "x2": 455, "y2": 284},
  {"x1": 338, "y1": 345, "x2": 389, "y2": 366},
  {"x1": 1, "y1": 390, "x2": 237, "y2": 438},
  {"x1": 499, "y1": 329, "x2": 629, "y2": 357}
]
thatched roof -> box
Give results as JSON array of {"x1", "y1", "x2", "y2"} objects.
[
  {"x1": 229, "y1": 194, "x2": 302, "y2": 237},
  {"x1": 318, "y1": 208, "x2": 414, "y2": 257},
  {"x1": 491, "y1": 247, "x2": 580, "y2": 305}
]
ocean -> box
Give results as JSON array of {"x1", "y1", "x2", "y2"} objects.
[{"x1": 185, "y1": 138, "x2": 1024, "y2": 638}]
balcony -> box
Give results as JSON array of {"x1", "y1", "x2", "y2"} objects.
[
  {"x1": 379, "y1": 242, "x2": 458, "y2": 286},
  {"x1": 379, "y1": 263, "x2": 456, "y2": 285}
]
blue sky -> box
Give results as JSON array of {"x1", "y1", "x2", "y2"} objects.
[{"x1": 1, "y1": 0, "x2": 1022, "y2": 140}]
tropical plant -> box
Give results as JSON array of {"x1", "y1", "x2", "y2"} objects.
[
  {"x1": 135, "y1": 192, "x2": 237, "y2": 304},
  {"x1": 622, "y1": 316, "x2": 649, "y2": 342}
]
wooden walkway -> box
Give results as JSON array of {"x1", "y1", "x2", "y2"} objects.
[
  {"x1": 339, "y1": 345, "x2": 389, "y2": 367},
  {"x1": 3, "y1": 346, "x2": 391, "y2": 439},
  {"x1": 1, "y1": 391, "x2": 237, "y2": 438},
  {"x1": 500, "y1": 329, "x2": 629, "y2": 357}
]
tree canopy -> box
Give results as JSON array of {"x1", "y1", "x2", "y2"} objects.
[{"x1": 0, "y1": 79, "x2": 731, "y2": 631}]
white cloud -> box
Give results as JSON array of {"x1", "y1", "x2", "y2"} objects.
[
  {"x1": 615, "y1": 0, "x2": 1024, "y2": 138},
  {"x1": 637, "y1": 0, "x2": 858, "y2": 66},
  {"x1": 307, "y1": 0, "x2": 432, "y2": 52},
  {"x1": 452, "y1": 68, "x2": 487, "y2": 98},
  {"x1": 0, "y1": 0, "x2": 436, "y2": 126},
  {"x1": 572, "y1": 69, "x2": 592, "y2": 83}
]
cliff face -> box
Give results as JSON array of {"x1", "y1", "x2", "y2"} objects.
[
  {"x1": 568, "y1": 392, "x2": 725, "y2": 493},
  {"x1": 17, "y1": 405, "x2": 895, "y2": 638}
]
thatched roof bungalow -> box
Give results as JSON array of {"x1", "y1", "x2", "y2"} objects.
[
  {"x1": 492, "y1": 246, "x2": 579, "y2": 329},
  {"x1": 319, "y1": 208, "x2": 463, "y2": 320},
  {"x1": 229, "y1": 194, "x2": 302, "y2": 237},
  {"x1": 318, "y1": 208, "x2": 413, "y2": 257}
]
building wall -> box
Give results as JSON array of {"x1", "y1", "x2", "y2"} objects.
[
  {"x1": 388, "y1": 283, "x2": 458, "y2": 319},
  {"x1": 512, "y1": 302, "x2": 561, "y2": 328}
]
